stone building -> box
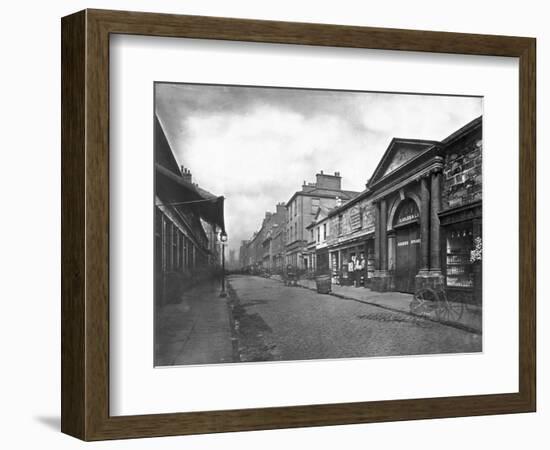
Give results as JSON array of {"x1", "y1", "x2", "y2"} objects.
[
  {"x1": 305, "y1": 205, "x2": 331, "y2": 274},
  {"x1": 324, "y1": 193, "x2": 376, "y2": 286},
  {"x1": 285, "y1": 172, "x2": 359, "y2": 270},
  {"x1": 303, "y1": 116, "x2": 482, "y2": 304},
  {"x1": 366, "y1": 116, "x2": 482, "y2": 304},
  {"x1": 238, "y1": 239, "x2": 250, "y2": 269},
  {"x1": 264, "y1": 203, "x2": 288, "y2": 271},
  {"x1": 154, "y1": 115, "x2": 226, "y2": 306},
  {"x1": 240, "y1": 203, "x2": 287, "y2": 273}
]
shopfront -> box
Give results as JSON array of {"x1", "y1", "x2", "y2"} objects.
[
  {"x1": 439, "y1": 200, "x2": 482, "y2": 304},
  {"x1": 328, "y1": 238, "x2": 373, "y2": 286}
]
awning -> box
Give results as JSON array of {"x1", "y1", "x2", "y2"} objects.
[{"x1": 155, "y1": 163, "x2": 226, "y2": 233}]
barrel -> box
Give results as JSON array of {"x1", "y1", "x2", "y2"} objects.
[{"x1": 315, "y1": 274, "x2": 332, "y2": 294}]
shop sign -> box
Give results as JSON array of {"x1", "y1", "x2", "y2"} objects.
[
  {"x1": 397, "y1": 238, "x2": 421, "y2": 247},
  {"x1": 396, "y1": 200, "x2": 419, "y2": 225},
  {"x1": 350, "y1": 206, "x2": 361, "y2": 229}
]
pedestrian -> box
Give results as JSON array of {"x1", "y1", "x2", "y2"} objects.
[
  {"x1": 356, "y1": 253, "x2": 365, "y2": 287},
  {"x1": 348, "y1": 256, "x2": 355, "y2": 287}
]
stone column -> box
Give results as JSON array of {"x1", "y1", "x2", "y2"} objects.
[
  {"x1": 380, "y1": 198, "x2": 388, "y2": 271},
  {"x1": 387, "y1": 231, "x2": 396, "y2": 272},
  {"x1": 419, "y1": 175, "x2": 430, "y2": 271},
  {"x1": 338, "y1": 249, "x2": 343, "y2": 280},
  {"x1": 430, "y1": 170, "x2": 442, "y2": 272},
  {"x1": 374, "y1": 201, "x2": 380, "y2": 270}
]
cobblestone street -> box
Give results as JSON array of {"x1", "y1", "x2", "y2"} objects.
[{"x1": 228, "y1": 274, "x2": 481, "y2": 363}]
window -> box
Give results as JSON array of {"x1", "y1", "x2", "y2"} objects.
[
  {"x1": 171, "y1": 225, "x2": 178, "y2": 271},
  {"x1": 294, "y1": 200, "x2": 297, "y2": 216},
  {"x1": 155, "y1": 208, "x2": 163, "y2": 273},
  {"x1": 167, "y1": 221, "x2": 174, "y2": 271},
  {"x1": 338, "y1": 215, "x2": 343, "y2": 235},
  {"x1": 178, "y1": 232, "x2": 184, "y2": 270},
  {"x1": 350, "y1": 206, "x2": 362, "y2": 230},
  {"x1": 323, "y1": 223, "x2": 327, "y2": 240},
  {"x1": 446, "y1": 223, "x2": 474, "y2": 288},
  {"x1": 316, "y1": 227, "x2": 320, "y2": 243},
  {"x1": 183, "y1": 236, "x2": 188, "y2": 269}
]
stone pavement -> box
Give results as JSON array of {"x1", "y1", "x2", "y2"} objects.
[
  {"x1": 274, "y1": 277, "x2": 481, "y2": 334},
  {"x1": 229, "y1": 275, "x2": 481, "y2": 360},
  {"x1": 155, "y1": 281, "x2": 235, "y2": 366}
]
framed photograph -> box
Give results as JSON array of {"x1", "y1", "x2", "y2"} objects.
[{"x1": 61, "y1": 9, "x2": 536, "y2": 440}]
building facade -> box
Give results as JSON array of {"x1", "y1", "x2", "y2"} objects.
[
  {"x1": 302, "y1": 116, "x2": 482, "y2": 303},
  {"x1": 324, "y1": 194, "x2": 376, "y2": 286},
  {"x1": 239, "y1": 203, "x2": 287, "y2": 273},
  {"x1": 285, "y1": 171, "x2": 359, "y2": 270},
  {"x1": 305, "y1": 206, "x2": 329, "y2": 274},
  {"x1": 154, "y1": 116, "x2": 226, "y2": 307},
  {"x1": 364, "y1": 116, "x2": 482, "y2": 303}
]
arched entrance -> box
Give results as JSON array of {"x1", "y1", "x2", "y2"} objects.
[{"x1": 393, "y1": 199, "x2": 421, "y2": 293}]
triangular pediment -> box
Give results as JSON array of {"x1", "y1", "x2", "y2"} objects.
[
  {"x1": 368, "y1": 138, "x2": 439, "y2": 186},
  {"x1": 382, "y1": 146, "x2": 420, "y2": 175}
]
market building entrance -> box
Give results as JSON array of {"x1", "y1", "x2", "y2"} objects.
[
  {"x1": 393, "y1": 198, "x2": 421, "y2": 293},
  {"x1": 395, "y1": 224, "x2": 420, "y2": 293}
]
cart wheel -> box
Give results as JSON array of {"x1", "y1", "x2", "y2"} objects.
[
  {"x1": 411, "y1": 288, "x2": 438, "y2": 316},
  {"x1": 436, "y1": 290, "x2": 464, "y2": 322}
]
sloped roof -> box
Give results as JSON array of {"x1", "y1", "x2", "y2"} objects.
[
  {"x1": 155, "y1": 115, "x2": 181, "y2": 175},
  {"x1": 287, "y1": 187, "x2": 360, "y2": 206},
  {"x1": 367, "y1": 138, "x2": 440, "y2": 187},
  {"x1": 441, "y1": 115, "x2": 482, "y2": 145},
  {"x1": 155, "y1": 115, "x2": 225, "y2": 232}
]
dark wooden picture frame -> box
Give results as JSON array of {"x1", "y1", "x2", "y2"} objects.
[{"x1": 61, "y1": 9, "x2": 536, "y2": 441}]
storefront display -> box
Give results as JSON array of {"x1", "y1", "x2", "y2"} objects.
[{"x1": 445, "y1": 224, "x2": 474, "y2": 288}]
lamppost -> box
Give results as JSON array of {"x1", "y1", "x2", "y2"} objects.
[{"x1": 219, "y1": 230, "x2": 228, "y2": 298}]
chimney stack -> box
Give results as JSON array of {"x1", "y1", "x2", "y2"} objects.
[
  {"x1": 276, "y1": 202, "x2": 286, "y2": 216},
  {"x1": 181, "y1": 167, "x2": 193, "y2": 184},
  {"x1": 316, "y1": 170, "x2": 342, "y2": 190}
]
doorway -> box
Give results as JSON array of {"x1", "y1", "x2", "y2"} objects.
[{"x1": 394, "y1": 224, "x2": 420, "y2": 293}]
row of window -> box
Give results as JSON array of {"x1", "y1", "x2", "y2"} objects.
[
  {"x1": 310, "y1": 223, "x2": 328, "y2": 243},
  {"x1": 155, "y1": 208, "x2": 196, "y2": 273},
  {"x1": 289, "y1": 199, "x2": 297, "y2": 217},
  {"x1": 287, "y1": 200, "x2": 367, "y2": 244},
  {"x1": 287, "y1": 223, "x2": 299, "y2": 243},
  {"x1": 289, "y1": 197, "x2": 323, "y2": 217}
]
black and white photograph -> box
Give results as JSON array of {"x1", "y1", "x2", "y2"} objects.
[{"x1": 153, "y1": 83, "x2": 483, "y2": 367}]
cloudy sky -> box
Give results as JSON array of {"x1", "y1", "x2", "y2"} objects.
[{"x1": 155, "y1": 83, "x2": 482, "y2": 254}]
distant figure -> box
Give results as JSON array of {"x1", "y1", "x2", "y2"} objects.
[
  {"x1": 348, "y1": 256, "x2": 355, "y2": 286},
  {"x1": 355, "y1": 253, "x2": 365, "y2": 287}
]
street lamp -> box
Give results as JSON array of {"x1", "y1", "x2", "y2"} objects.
[{"x1": 219, "y1": 230, "x2": 228, "y2": 298}]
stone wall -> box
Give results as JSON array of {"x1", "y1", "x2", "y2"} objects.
[
  {"x1": 442, "y1": 129, "x2": 482, "y2": 210},
  {"x1": 327, "y1": 197, "x2": 375, "y2": 245}
]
